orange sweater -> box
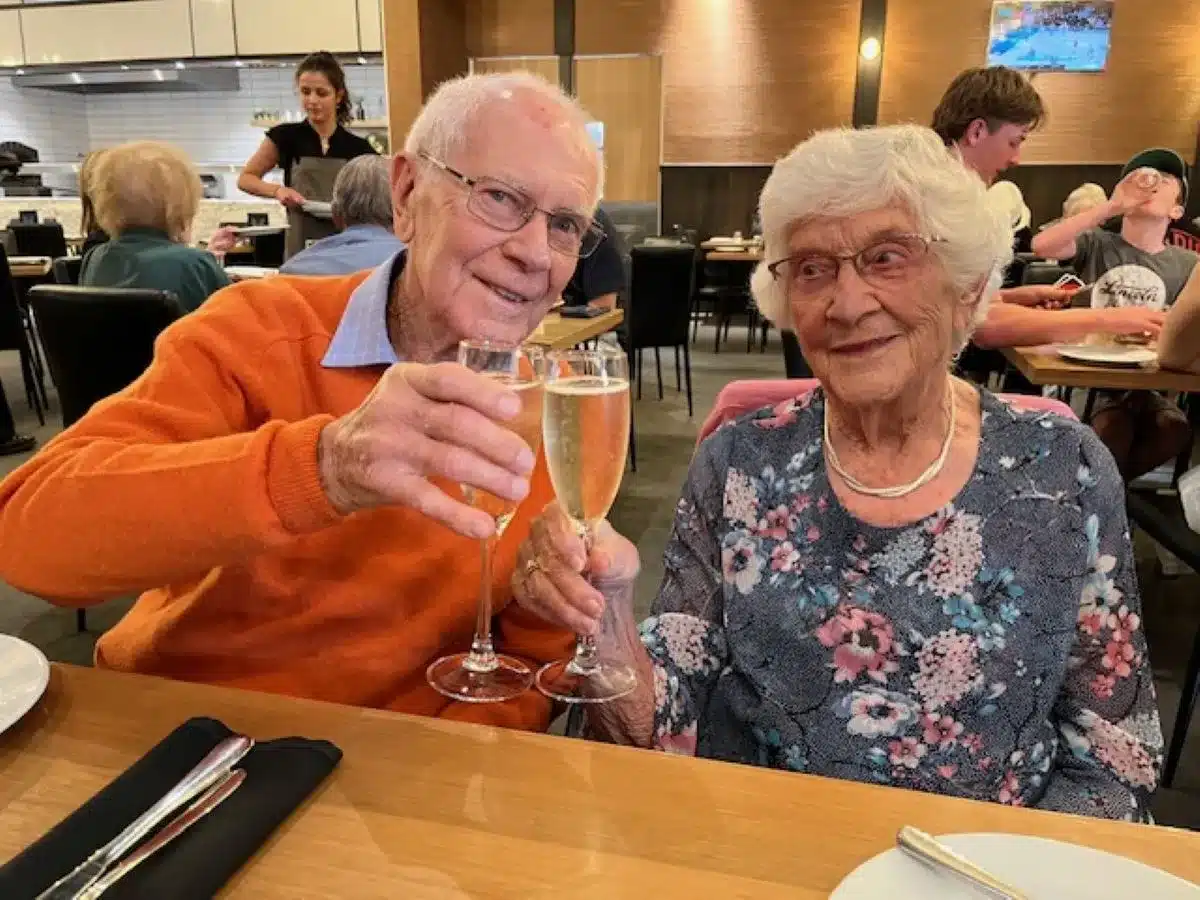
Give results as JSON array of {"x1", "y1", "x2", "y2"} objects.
[{"x1": 0, "y1": 273, "x2": 574, "y2": 731}]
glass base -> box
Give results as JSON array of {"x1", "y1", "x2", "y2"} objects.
[
  {"x1": 535, "y1": 658, "x2": 638, "y2": 704},
  {"x1": 426, "y1": 653, "x2": 533, "y2": 703}
]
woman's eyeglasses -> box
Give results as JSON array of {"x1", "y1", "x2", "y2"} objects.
[
  {"x1": 767, "y1": 233, "x2": 940, "y2": 296},
  {"x1": 419, "y1": 151, "x2": 605, "y2": 259}
]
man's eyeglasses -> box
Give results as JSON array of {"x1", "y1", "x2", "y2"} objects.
[
  {"x1": 418, "y1": 151, "x2": 604, "y2": 259},
  {"x1": 767, "y1": 233, "x2": 941, "y2": 297}
]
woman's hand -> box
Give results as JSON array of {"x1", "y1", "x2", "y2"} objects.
[
  {"x1": 275, "y1": 186, "x2": 307, "y2": 208},
  {"x1": 1095, "y1": 306, "x2": 1166, "y2": 340},
  {"x1": 317, "y1": 362, "x2": 537, "y2": 538},
  {"x1": 513, "y1": 504, "x2": 640, "y2": 635},
  {"x1": 1005, "y1": 284, "x2": 1073, "y2": 309}
]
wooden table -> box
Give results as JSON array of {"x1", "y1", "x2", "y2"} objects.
[
  {"x1": 1, "y1": 665, "x2": 1197, "y2": 897},
  {"x1": 526, "y1": 309, "x2": 623, "y2": 350},
  {"x1": 8, "y1": 259, "x2": 51, "y2": 279},
  {"x1": 1002, "y1": 346, "x2": 1200, "y2": 393},
  {"x1": 705, "y1": 249, "x2": 763, "y2": 263}
]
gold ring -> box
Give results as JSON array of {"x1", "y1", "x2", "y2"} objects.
[{"x1": 524, "y1": 558, "x2": 543, "y2": 579}]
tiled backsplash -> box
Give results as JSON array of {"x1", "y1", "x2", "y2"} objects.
[
  {"x1": 0, "y1": 197, "x2": 284, "y2": 241},
  {"x1": 0, "y1": 64, "x2": 386, "y2": 191}
]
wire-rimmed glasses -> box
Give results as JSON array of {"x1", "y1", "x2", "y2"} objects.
[{"x1": 766, "y1": 233, "x2": 940, "y2": 296}]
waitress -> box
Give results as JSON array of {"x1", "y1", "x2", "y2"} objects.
[{"x1": 237, "y1": 51, "x2": 376, "y2": 259}]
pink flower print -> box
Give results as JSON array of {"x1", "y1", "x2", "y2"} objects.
[
  {"x1": 852, "y1": 534, "x2": 868, "y2": 553},
  {"x1": 770, "y1": 542, "x2": 802, "y2": 574},
  {"x1": 723, "y1": 470, "x2": 760, "y2": 529},
  {"x1": 924, "y1": 510, "x2": 983, "y2": 600},
  {"x1": 845, "y1": 690, "x2": 917, "y2": 738},
  {"x1": 1078, "y1": 608, "x2": 1104, "y2": 636},
  {"x1": 755, "y1": 399, "x2": 799, "y2": 430},
  {"x1": 1107, "y1": 605, "x2": 1141, "y2": 642},
  {"x1": 805, "y1": 525, "x2": 821, "y2": 543},
  {"x1": 1091, "y1": 673, "x2": 1116, "y2": 699},
  {"x1": 937, "y1": 764, "x2": 958, "y2": 779},
  {"x1": 1101, "y1": 637, "x2": 1138, "y2": 679},
  {"x1": 815, "y1": 607, "x2": 899, "y2": 684},
  {"x1": 921, "y1": 713, "x2": 964, "y2": 749},
  {"x1": 817, "y1": 496, "x2": 829, "y2": 513},
  {"x1": 961, "y1": 732, "x2": 984, "y2": 755},
  {"x1": 792, "y1": 494, "x2": 812, "y2": 514},
  {"x1": 1077, "y1": 711, "x2": 1157, "y2": 789},
  {"x1": 888, "y1": 736, "x2": 927, "y2": 769},
  {"x1": 998, "y1": 771, "x2": 1023, "y2": 806},
  {"x1": 658, "y1": 723, "x2": 698, "y2": 756},
  {"x1": 911, "y1": 630, "x2": 983, "y2": 709},
  {"x1": 759, "y1": 505, "x2": 794, "y2": 540}
]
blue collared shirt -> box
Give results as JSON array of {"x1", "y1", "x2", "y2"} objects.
[
  {"x1": 280, "y1": 224, "x2": 405, "y2": 277},
  {"x1": 322, "y1": 250, "x2": 405, "y2": 368}
]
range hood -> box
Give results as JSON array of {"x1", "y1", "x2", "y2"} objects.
[{"x1": 13, "y1": 67, "x2": 241, "y2": 94}]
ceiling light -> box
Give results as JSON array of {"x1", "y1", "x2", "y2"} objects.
[
  {"x1": 174, "y1": 60, "x2": 186, "y2": 70},
  {"x1": 860, "y1": 37, "x2": 882, "y2": 61}
]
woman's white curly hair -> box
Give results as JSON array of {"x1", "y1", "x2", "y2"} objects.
[{"x1": 750, "y1": 125, "x2": 1013, "y2": 348}]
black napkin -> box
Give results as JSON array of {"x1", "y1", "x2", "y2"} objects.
[{"x1": 0, "y1": 716, "x2": 341, "y2": 899}]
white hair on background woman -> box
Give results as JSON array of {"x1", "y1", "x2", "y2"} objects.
[
  {"x1": 403, "y1": 71, "x2": 604, "y2": 207},
  {"x1": 1063, "y1": 182, "x2": 1108, "y2": 219},
  {"x1": 751, "y1": 125, "x2": 1013, "y2": 339}
]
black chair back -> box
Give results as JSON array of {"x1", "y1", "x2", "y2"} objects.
[
  {"x1": 1021, "y1": 261, "x2": 1070, "y2": 286},
  {"x1": 52, "y1": 256, "x2": 82, "y2": 285},
  {"x1": 27, "y1": 285, "x2": 184, "y2": 426},
  {"x1": 0, "y1": 246, "x2": 29, "y2": 354},
  {"x1": 628, "y1": 245, "x2": 696, "y2": 350},
  {"x1": 9, "y1": 222, "x2": 67, "y2": 259}
]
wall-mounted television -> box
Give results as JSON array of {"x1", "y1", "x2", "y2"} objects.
[{"x1": 987, "y1": 1, "x2": 1114, "y2": 72}]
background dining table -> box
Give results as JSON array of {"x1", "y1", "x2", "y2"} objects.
[
  {"x1": 525, "y1": 308, "x2": 624, "y2": 351},
  {"x1": 0, "y1": 664, "x2": 1197, "y2": 898},
  {"x1": 1002, "y1": 346, "x2": 1200, "y2": 393}
]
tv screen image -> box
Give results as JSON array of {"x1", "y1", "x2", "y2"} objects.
[{"x1": 987, "y1": 1, "x2": 1114, "y2": 72}]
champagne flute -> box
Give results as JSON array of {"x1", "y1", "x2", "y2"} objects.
[
  {"x1": 426, "y1": 340, "x2": 545, "y2": 702},
  {"x1": 536, "y1": 346, "x2": 637, "y2": 704}
]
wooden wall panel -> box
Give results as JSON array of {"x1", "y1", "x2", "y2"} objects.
[
  {"x1": 879, "y1": 0, "x2": 1200, "y2": 164},
  {"x1": 419, "y1": 0, "x2": 468, "y2": 95},
  {"x1": 469, "y1": 55, "x2": 560, "y2": 82},
  {"x1": 383, "y1": 0, "x2": 424, "y2": 146},
  {"x1": 466, "y1": 0, "x2": 555, "y2": 57},
  {"x1": 576, "y1": 0, "x2": 859, "y2": 164},
  {"x1": 661, "y1": 166, "x2": 770, "y2": 239},
  {"x1": 576, "y1": 56, "x2": 662, "y2": 203}
]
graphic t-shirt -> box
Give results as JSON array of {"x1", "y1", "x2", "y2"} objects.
[{"x1": 1069, "y1": 229, "x2": 1198, "y2": 310}]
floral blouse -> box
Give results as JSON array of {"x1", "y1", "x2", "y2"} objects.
[{"x1": 642, "y1": 388, "x2": 1162, "y2": 821}]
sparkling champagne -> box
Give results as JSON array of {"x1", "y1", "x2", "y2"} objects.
[
  {"x1": 543, "y1": 376, "x2": 630, "y2": 525},
  {"x1": 464, "y1": 375, "x2": 544, "y2": 536}
]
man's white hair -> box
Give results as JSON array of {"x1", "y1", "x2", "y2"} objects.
[
  {"x1": 403, "y1": 71, "x2": 604, "y2": 208},
  {"x1": 750, "y1": 125, "x2": 1013, "y2": 345}
]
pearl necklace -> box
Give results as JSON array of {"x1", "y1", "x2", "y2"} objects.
[{"x1": 823, "y1": 389, "x2": 956, "y2": 499}]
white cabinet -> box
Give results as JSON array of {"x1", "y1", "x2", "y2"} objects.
[
  {"x1": 21, "y1": 0, "x2": 193, "y2": 65},
  {"x1": 0, "y1": 11, "x2": 24, "y2": 67},
  {"x1": 357, "y1": 0, "x2": 381, "y2": 52},
  {"x1": 233, "y1": 0, "x2": 361, "y2": 56},
  {"x1": 191, "y1": 0, "x2": 235, "y2": 58}
]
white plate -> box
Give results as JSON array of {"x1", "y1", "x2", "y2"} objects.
[
  {"x1": 301, "y1": 201, "x2": 333, "y2": 219},
  {"x1": 0, "y1": 634, "x2": 49, "y2": 735},
  {"x1": 832, "y1": 833, "x2": 1199, "y2": 900},
  {"x1": 231, "y1": 225, "x2": 286, "y2": 237},
  {"x1": 1057, "y1": 343, "x2": 1157, "y2": 367},
  {"x1": 224, "y1": 265, "x2": 278, "y2": 279}
]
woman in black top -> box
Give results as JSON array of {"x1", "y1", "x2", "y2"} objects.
[{"x1": 237, "y1": 52, "x2": 376, "y2": 256}]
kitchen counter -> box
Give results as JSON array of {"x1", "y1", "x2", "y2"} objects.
[{"x1": 0, "y1": 198, "x2": 286, "y2": 244}]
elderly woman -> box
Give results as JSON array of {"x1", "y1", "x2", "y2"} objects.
[
  {"x1": 81, "y1": 140, "x2": 230, "y2": 311},
  {"x1": 0, "y1": 72, "x2": 598, "y2": 730},
  {"x1": 515, "y1": 125, "x2": 1162, "y2": 819}
]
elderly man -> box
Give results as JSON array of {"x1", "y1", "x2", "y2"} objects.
[
  {"x1": 0, "y1": 71, "x2": 602, "y2": 731},
  {"x1": 279, "y1": 155, "x2": 404, "y2": 276}
]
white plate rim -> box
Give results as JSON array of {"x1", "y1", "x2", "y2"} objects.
[
  {"x1": 0, "y1": 634, "x2": 50, "y2": 735},
  {"x1": 831, "y1": 832, "x2": 1200, "y2": 899},
  {"x1": 1056, "y1": 343, "x2": 1157, "y2": 367},
  {"x1": 231, "y1": 225, "x2": 287, "y2": 236}
]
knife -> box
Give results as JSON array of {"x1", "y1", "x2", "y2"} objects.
[
  {"x1": 897, "y1": 826, "x2": 1031, "y2": 900},
  {"x1": 35, "y1": 734, "x2": 253, "y2": 900}
]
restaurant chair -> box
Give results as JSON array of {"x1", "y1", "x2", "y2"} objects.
[
  {"x1": 28, "y1": 284, "x2": 185, "y2": 634},
  {"x1": 1021, "y1": 261, "x2": 1071, "y2": 286},
  {"x1": 694, "y1": 259, "x2": 753, "y2": 353},
  {"x1": 52, "y1": 256, "x2": 82, "y2": 286},
  {"x1": 0, "y1": 246, "x2": 47, "y2": 426},
  {"x1": 1124, "y1": 488, "x2": 1200, "y2": 787},
  {"x1": 697, "y1": 379, "x2": 1077, "y2": 445},
  {"x1": 8, "y1": 222, "x2": 68, "y2": 260},
  {"x1": 627, "y1": 244, "x2": 696, "y2": 417},
  {"x1": 780, "y1": 330, "x2": 813, "y2": 378}
]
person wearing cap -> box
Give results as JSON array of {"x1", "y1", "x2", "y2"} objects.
[
  {"x1": 1033, "y1": 148, "x2": 1197, "y2": 312},
  {"x1": 1033, "y1": 148, "x2": 1198, "y2": 481}
]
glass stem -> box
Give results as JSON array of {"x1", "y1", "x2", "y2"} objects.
[
  {"x1": 567, "y1": 521, "x2": 600, "y2": 675},
  {"x1": 463, "y1": 536, "x2": 499, "y2": 673}
]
